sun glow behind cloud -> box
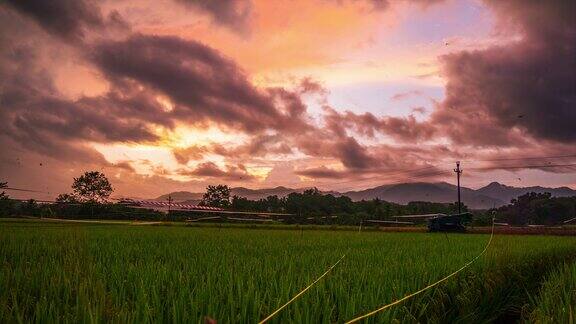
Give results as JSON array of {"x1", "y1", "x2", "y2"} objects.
[
  {"x1": 92, "y1": 124, "x2": 290, "y2": 183},
  {"x1": 158, "y1": 125, "x2": 248, "y2": 149},
  {"x1": 93, "y1": 124, "x2": 249, "y2": 179},
  {"x1": 2, "y1": 0, "x2": 575, "y2": 200}
]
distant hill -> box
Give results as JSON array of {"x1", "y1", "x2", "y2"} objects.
[
  {"x1": 154, "y1": 186, "x2": 307, "y2": 202},
  {"x1": 343, "y1": 182, "x2": 504, "y2": 209},
  {"x1": 476, "y1": 182, "x2": 576, "y2": 205},
  {"x1": 154, "y1": 182, "x2": 576, "y2": 209}
]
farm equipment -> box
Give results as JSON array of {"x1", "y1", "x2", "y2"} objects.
[
  {"x1": 421, "y1": 162, "x2": 473, "y2": 232},
  {"x1": 427, "y1": 212, "x2": 473, "y2": 232},
  {"x1": 369, "y1": 212, "x2": 474, "y2": 232}
]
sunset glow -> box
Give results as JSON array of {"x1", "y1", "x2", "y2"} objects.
[{"x1": 1, "y1": 0, "x2": 575, "y2": 199}]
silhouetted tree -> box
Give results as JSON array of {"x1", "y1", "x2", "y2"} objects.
[
  {"x1": 0, "y1": 181, "x2": 7, "y2": 199},
  {"x1": 0, "y1": 181, "x2": 14, "y2": 217},
  {"x1": 495, "y1": 192, "x2": 576, "y2": 225},
  {"x1": 56, "y1": 193, "x2": 79, "y2": 204},
  {"x1": 71, "y1": 171, "x2": 113, "y2": 203},
  {"x1": 201, "y1": 185, "x2": 231, "y2": 208},
  {"x1": 231, "y1": 195, "x2": 253, "y2": 211}
]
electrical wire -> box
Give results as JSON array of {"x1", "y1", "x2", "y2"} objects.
[
  {"x1": 470, "y1": 153, "x2": 576, "y2": 162},
  {"x1": 345, "y1": 218, "x2": 496, "y2": 323},
  {"x1": 258, "y1": 254, "x2": 347, "y2": 324},
  {"x1": 5, "y1": 186, "x2": 50, "y2": 194},
  {"x1": 3, "y1": 154, "x2": 576, "y2": 198},
  {"x1": 316, "y1": 165, "x2": 443, "y2": 188},
  {"x1": 320, "y1": 155, "x2": 576, "y2": 188},
  {"x1": 468, "y1": 163, "x2": 576, "y2": 171}
]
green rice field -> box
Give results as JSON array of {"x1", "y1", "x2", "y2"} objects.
[
  {"x1": 529, "y1": 261, "x2": 576, "y2": 323},
  {"x1": 1, "y1": 219, "x2": 575, "y2": 323}
]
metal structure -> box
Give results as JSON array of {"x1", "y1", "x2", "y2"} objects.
[
  {"x1": 372, "y1": 162, "x2": 474, "y2": 232},
  {"x1": 117, "y1": 198, "x2": 294, "y2": 223},
  {"x1": 118, "y1": 198, "x2": 224, "y2": 212},
  {"x1": 369, "y1": 212, "x2": 473, "y2": 231},
  {"x1": 364, "y1": 219, "x2": 417, "y2": 226},
  {"x1": 454, "y1": 161, "x2": 462, "y2": 214},
  {"x1": 426, "y1": 212, "x2": 472, "y2": 232},
  {"x1": 423, "y1": 162, "x2": 471, "y2": 231}
]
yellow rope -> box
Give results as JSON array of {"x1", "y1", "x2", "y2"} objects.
[
  {"x1": 258, "y1": 253, "x2": 347, "y2": 324},
  {"x1": 346, "y1": 219, "x2": 496, "y2": 323}
]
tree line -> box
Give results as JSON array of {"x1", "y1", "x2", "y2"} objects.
[
  {"x1": 198, "y1": 184, "x2": 466, "y2": 224},
  {"x1": 491, "y1": 192, "x2": 576, "y2": 225},
  {"x1": 1, "y1": 172, "x2": 575, "y2": 226},
  {"x1": 199, "y1": 185, "x2": 576, "y2": 226},
  {"x1": 0, "y1": 172, "x2": 162, "y2": 220}
]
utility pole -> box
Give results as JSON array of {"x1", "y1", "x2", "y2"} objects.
[{"x1": 454, "y1": 161, "x2": 462, "y2": 214}]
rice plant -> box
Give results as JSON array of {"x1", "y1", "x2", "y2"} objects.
[
  {"x1": 529, "y1": 262, "x2": 576, "y2": 323},
  {"x1": 1, "y1": 220, "x2": 575, "y2": 323}
]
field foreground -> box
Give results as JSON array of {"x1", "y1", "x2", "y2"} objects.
[{"x1": 1, "y1": 220, "x2": 575, "y2": 323}]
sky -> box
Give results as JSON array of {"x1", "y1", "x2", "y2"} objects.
[{"x1": 0, "y1": 0, "x2": 575, "y2": 200}]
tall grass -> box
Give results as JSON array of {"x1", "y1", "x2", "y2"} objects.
[
  {"x1": 1, "y1": 221, "x2": 575, "y2": 323},
  {"x1": 529, "y1": 262, "x2": 576, "y2": 323}
]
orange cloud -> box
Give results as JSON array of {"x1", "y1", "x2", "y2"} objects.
[{"x1": 136, "y1": 0, "x2": 390, "y2": 77}]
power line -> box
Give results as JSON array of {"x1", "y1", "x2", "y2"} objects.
[
  {"x1": 314, "y1": 165, "x2": 441, "y2": 187},
  {"x1": 320, "y1": 158, "x2": 576, "y2": 188},
  {"x1": 4, "y1": 186, "x2": 50, "y2": 194},
  {"x1": 471, "y1": 153, "x2": 576, "y2": 163},
  {"x1": 3, "y1": 155, "x2": 575, "y2": 196},
  {"x1": 316, "y1": 153, "x2": 576, "y2": 188},
  {"x1": 329, "y1": 169, "x2": 451, "y2": 191},
  {"x1": 468, "y1": 163, "x2": 576, "y2": 171}
]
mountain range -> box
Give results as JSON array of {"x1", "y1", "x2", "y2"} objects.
[{"x1": 155, "y1": 182, "x2": 576, "y2": 209}]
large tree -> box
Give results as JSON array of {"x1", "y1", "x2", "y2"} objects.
[
  {"x1": 0, "y1": 181, "x2": 7, "y2": 199},
  {"x1": 200, "y1": 185, "x2": 231, "y2": 208},
  {"x1": 71, "y1": 171, "x2": 113, "y2": 203},
  {"x1": 0, "y1": 181, "x2": 14, "y2": 216}
]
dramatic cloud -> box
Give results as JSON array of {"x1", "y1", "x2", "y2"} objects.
[
  {"x1": 5, "y1": 0, "x2": 127, "y2": 43},
  {"x1": 176, "y1": 0, "x2": 253, "y2": 33},
  {"x1": 297, "y1": 166, "x2": 345, "y2": 179},
  {"x1": 297, "y1": 77, "x2": 329, "y2": 96},
  {"x1": 6, "y1": 0, "x2": 103, "y2": 41},
  {"x1": 333, "y1": 136, "x2": 376, "y2": 169},
  {"x1": 296, "y1": 162, "x2": 449, "y2": 184},
  {"x1": 432, "y1": 0, "x2": 576, "y2": 147},
  {"x1": 0, "y1": 43, "x2": 163, "y2": 159},
  {"x1": 172, "y1": 146, "x2": 209, "y2": 165},
  {"x1": 178, "y1": 162, "x2": 255, "y2": 181},
  {"x1": 1, "y1": 0, "x2": 575, "y2": 198},
  {"x1": 211, "y1": 135, "x2": 293, "y2": 158},
  {"x1": 92, "y1": 34, "x2": 311, "y2": 135},
  {"x1": 323, "y1": 108, "x2": 436, "y2": 142}
]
